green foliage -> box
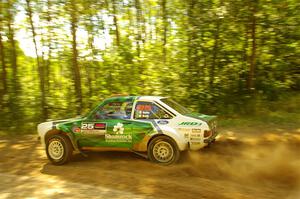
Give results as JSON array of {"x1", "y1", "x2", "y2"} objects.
[
  {"x1": 220, "y1": 92, "x2": 300, "y2": 129},
  {"x1": 0, "y1": 0, "x2": 299, "y2": 132}
]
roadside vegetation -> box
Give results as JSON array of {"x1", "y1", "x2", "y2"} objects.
[
  {"x1": 219, "y1": 92, "x2": 300, "y2": 131},
  {"x1": 0, "y1": 0, "x2": 299, "y2": 134},
  {"x1": 0, "y1": 93, "x2": 299, "y2": 136}
]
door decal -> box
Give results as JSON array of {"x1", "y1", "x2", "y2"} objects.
[
  {"x1": 113, "y1": 123, "x2": 124, "y2": 134},
  {"x1": 105, "y1": 134, "x2": 132, "y2": 142},
  {"x1": 105, "y1": 122, "x2": 132, "y2": 142},
  {"x1": 81, "y1": 122, "x2": 106, "y2": 135}
]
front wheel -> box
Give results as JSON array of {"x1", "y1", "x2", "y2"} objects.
[
  {"x1": 46, "y1": 134, "x2": 73, "y2": 165},
  {"x1": 148, "y1": 136, "x2": 180, "y2": 165}
]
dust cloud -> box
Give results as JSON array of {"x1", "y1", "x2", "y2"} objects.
[{"x1": 180, "y1": 131, "x2": 300, "y2": 198}]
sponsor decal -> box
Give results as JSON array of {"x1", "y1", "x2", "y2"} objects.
[
  {"x1": 94, "y1": 123, "x2": 106, "y2": 130},
  {"x1": 81, "y1": 130, "x2": 105, "y2": 135},
  {"x1": 190, "y1": 137, "x2": 201, "y2": 141},
  {"x1": 184, "y1": 133, "x2": 189, "y2": 139},
  {"x1": 178, "y1": 122, "x2": 202, "y2": 126},
  {"x1": 190, "y1": 133, "x2": 201, "y2": 137},
  {"x1": 105, "y1": 134, "x2": 132, "y2": 142},
  {"x1": 137, "y1": 111, "x2": 150, "y2": 119},
  {"x1": 178, "y1": 128, "x2": 192, "y2": 133},
  {"x1": 136, "y1": 104, "x2": 152, "y2": 111},
  {"x1": 72, "y1": 126, "x2": 81, "y2": 133},
  {"x1": 82, "y1": 123, "x2": 94, "y2": 130},
  {"x1": 192, "y1": 129, "x2": 201, "y2": 133},
  {"x1": 81, "y1": 122, "x2": 106, "y2": 135},
  {"x1": 190, "y1": 142, "x2": 201, "y2": 145},
  {"x1": 190, "y1": 129, "x2": 201, "y2": 142},
  {"x1": 157, "y1": 120, "x2": 169, "y2": 125},
  {"x1": 113, "y1": 123, "x2": 124, "y2": 134}
]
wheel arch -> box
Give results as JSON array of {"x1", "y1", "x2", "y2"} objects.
[
  {"x1": 45, "y1": 129, "x2": 77, "y2": 151},
  {"x1": 147, "y1": 134, "x2": 180, "y2": 150},
  {"x1": 148, "y1": 129, "x2": 188, "y2": 151},
  {"x1": 147, "y1": 133, "x2": 181, "y2": 165}
]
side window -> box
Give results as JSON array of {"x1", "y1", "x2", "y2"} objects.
[
  {"x1": 134, "y1": 101, "x2": 172, "y2": 119},
  {"x1": 94, "y1": 101, "x2": 133, "y2": 119}
]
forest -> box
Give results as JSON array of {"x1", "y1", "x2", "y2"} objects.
[{"x1": 0, "y1": 0, "x2": 299, "y2": 131}]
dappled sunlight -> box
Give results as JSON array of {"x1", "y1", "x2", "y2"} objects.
[
  {"x1": 0, "y1": 172, "x2": 148, "y2": 199},
  {"x1": 11, "y1": 143, "x2": 30, "y2": 150},
  {"x1": 0, "y1": 0, "x2": 299, "y2": 197},
  {"x1": 1, "y1": 129, "x2": 300, "y2": 198},
  {"x1": 0, "y1": 141, "x2": 8, "y2": 149}
]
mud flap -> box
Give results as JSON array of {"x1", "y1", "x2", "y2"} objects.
[
  {"x1": 65, "y1": 134, "x2": 88, "y2": 157},
  {"x1": 79, "y1": 151, "x2": 88, "y2": 157},
  {"x1": 204, "y1": 138, "x2": 216, "y2": 148},
  {"x1": 131, "y1": 150, "x2": 148, "y2": 159}
]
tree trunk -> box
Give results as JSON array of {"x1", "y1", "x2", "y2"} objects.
[
  {"x1": 7, "y1": 0, "x2": 19, "y2": 123},
  {"x1": 0, "y1": 32, "x2": 7, "y2": 96},
  {"x1": 161, "y1": 0, "x2": 167, "y2": 65},
  {"x1": 247, "y1": 0, "x2": 257, "y2": 91},
  {"x1": 45, "y1": 0, "x2": 52, "y2": 94},
  {"x1": 111, "y1": 0, "x2": 120, "y2": 46},
  {"x1": 25, "y1": 0, "x2": 48, "y2": 120},
  {"x1": 134, "y1": 0, "x2": 144, "y2": 89},
  {"x1": 85, "y1": 16, "x2": 97, "y2": 100},
  {"x1": 0, "y1": 2, "x2": 6, "y2": 98},
  {"x1": 187, "y1": 0, "x2": 199, "y2": 79},
  {"x1": 134, "y1": 0, "x2": 142, "y2": 58},
  {"x1": 239, "y1": 26, "x2": 249, "y2": 93},
  {"x1": 210, "y1": 17, "x2": 221, "y2": 89},
  {"x1": 7, "y1": 6, "x2": 17, "y2": 90},
  {"x1": 70, "y1": 0, "x2": 82, "y2": 115}
]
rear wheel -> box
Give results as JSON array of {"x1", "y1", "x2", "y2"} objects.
[
  {"x1": 148, "y1": 136, "x2": 180, "y2": 165},
  {"x1": 46, "y1": 134, "x2": 73, "y2": 165}
]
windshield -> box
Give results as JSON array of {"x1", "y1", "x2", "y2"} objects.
[
  {"x1": 81, "y1": 101, "x2": 101, "y2": 118},
  {"x1": 160, "y1": 98, "x2": 191, "y2": 115}
]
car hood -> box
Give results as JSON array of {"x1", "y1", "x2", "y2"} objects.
[{"x1": 185, "y1": 113, "x2": 217, "y2": 122}]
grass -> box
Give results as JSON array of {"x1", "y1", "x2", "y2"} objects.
[
  {"x1": 1, "y1": 93, "x2": 300, "y2": 136},
  {"x1": 219, "y1": 93, "x2": 300, "y2": 132}
]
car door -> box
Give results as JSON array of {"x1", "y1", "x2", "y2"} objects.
[
  {"x1": 77, "y1": 100, "x2": 134, "y2": 148},
  {"x1": 131, "y1": 101, "x2": 173, "y2": 141}
]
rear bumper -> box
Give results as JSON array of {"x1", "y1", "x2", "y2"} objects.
[
  {"x1": 189, "y1": 142, "x2": 208, "y2": 150},
  {"x1": 188, "y1": 131, "x2": 219, "y2": 150}
]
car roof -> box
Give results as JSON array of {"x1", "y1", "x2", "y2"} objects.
[
  {"x1": 106, "y1": 95, "x2": 166, "y2": 101},
  {"x1": 137, "y1": 96, "x2": 165, "y2": 101}
]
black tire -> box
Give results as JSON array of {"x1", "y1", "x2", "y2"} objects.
[
  {"x1": 147, "y1": 136, "x2": 180, "y2": 165},
  {"x1": 46, "y1": 134, "x2": 73, "y2": 165}
]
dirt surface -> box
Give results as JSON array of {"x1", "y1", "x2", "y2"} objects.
[{"x1": 0, "y1": 127, "x2": 300, "y2": 199}]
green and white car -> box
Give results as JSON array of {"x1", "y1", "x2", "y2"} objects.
[{"x1": 37, "y1": 96, "x2": 218, "y2": 165}]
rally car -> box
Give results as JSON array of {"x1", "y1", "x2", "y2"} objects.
[{"x1": 37, "y1": 96, "x2": 218, "y2": 165}]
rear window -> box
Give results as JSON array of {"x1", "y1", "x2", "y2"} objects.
[{"x1": 160, "y1": 98, "x2": 190, "y2": 115}]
